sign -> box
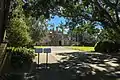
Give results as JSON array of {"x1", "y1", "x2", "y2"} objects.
[
  {"x1": 35, "y1": 48, "x2": 43, "y2": 53},
  {"x1": 44, "y1": 48, "x2": 51, "y2": 53}
]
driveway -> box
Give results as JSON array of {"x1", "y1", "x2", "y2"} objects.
[
  {"x1": 8, "y1": 46, "x2": 120, "y2": 80},
  {"x1": 33, "y1": 46, "x2": 79, "y2": 64}
]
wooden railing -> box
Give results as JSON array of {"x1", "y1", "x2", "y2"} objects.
[{"x1": 0, "y1": 43, "x2": 7, "y2": 74}]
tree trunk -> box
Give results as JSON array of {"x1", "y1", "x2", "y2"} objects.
[
  {"x1": 0, "y1": 0, "x2": 5, "y2": 43},
  {"x1": 0, "y1": 0, "x2": 10, "y2": 43}
]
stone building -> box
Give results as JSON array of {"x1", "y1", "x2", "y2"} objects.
[
  {"x1": 40, "y1": 27, "x2": 70, "y2": 46},
  {"x1": 48, "y1": 27, "x2": 70, "y2": 46}
]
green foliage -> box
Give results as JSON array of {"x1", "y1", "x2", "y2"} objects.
[
  {"x1": 95, "y1": 40, "x2": 120, "y2": 53},
  {"x1": 73, "y1": 22, "x2": 99, "y2": 34},
  {"x1": 71, "y1": 22, "x2": 99, "y2": 46},
  {"x1": 94, "y1": 41, "x2": 103, "y2": 52},
  {"x1": 30, "y1": 16, "x2": 48, "y2": 43},
  {"x1": 21, "y1": 0, "x2": 120, "y2": 30},
  {"x1": 25, "y1": 0, "x2": 120, "y2": 40},
  {"x1": 98, "y1": 28, "x2": 120, "y2": 43},
  {"x1": 7, "y1": 0, "x2": 32, "y2": 47},
  {"x1": 7, "y1": 0, "x2": 49, "y2": 47},
  {"x1": 10, "y1": 0, "x2": 120, "y2": 49},
  {"x1": 7, "y1": 47, "x2": 35, "y2": 68},
  {"x1": 97, "y1": 29, "x2": 109, "y2": 41},
  {"x1": 7, "y1": 18, "x2": 32, "y2": 47}
]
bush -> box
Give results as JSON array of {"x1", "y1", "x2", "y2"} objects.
[
  {"x1": 95, "y1": 40, "x2": 120, "y2": 53},
  {"x1": 7, "y1": 47, "x2": 35, "y2": 68}
]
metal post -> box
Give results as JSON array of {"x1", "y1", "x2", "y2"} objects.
[
  {"x1": 46, "y1": 53, "x2": 48, "y2": 68},
  {"x1": 38, "y1": 53, "x2": 39, "y2": 65}
]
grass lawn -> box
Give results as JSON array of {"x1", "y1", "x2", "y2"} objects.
[
  {"x1": 71, "y1": 46, "x2": 95, "y2": 51},
  {"x1": 34, "y1": 46, "x2": 46, "y2": 48}
]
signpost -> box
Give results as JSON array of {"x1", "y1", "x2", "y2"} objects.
[
  {"x1": 44, "y1": 48, "x2": 51, "y2": 68},
  {"x1": 35, "y1": 48, "x2": 51, "y2": 69},
  {"x1": 35, "y1": 48, "x2": 43, "y2": 65}
]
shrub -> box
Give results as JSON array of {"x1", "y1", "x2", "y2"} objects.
[
  {"x1": 95, "y1": 40, "x2": 120, "y2": 53},
  {"x1": 7, "y1": 47, "x2": 35, "y2": 68},
  {"x1": 94, "y1": 41, "x2": 102, "y2": 52}
]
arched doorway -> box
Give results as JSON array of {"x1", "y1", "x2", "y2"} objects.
[{"x1": 59, "y1": 41, "x2": 62, "y2": 46}]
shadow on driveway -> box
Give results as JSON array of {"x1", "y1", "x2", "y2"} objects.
[{"x1": 1, "y1": 52, "x2": 120, "y2": 80}]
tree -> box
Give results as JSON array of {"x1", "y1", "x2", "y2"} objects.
[
  {"x1": 7, "y1": 0, "x2": 32, "y2": 46},
  {"x1": 7, "y1": 0, "x2": 50, "y2": 46},
  {"x1": 98, "y1": 28, "x2": 120, "y2": 42},
  {"x1": 0, "y1": 0, "x2": 11, "y2": 43},
  {"x1": 60, "y1": 0, "x2": 120, "y2": 41},
  {"x1": 12, "y1": 0, "x2": 120, "y2": 44},
  {"x1": 71, "y1": 21, "x2": 99, "y2": 46},
  {"x1": 58, "y1": 22, "x2": 67, "y2": 34},
  {"x1": 30, "y1": 15, "x2": 48, "y2": 43},
  {"x1": 23, "y1": 0, "x2": 120, "y2": 35}
]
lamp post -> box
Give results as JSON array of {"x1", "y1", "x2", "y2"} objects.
[{"x1": 49, "y1": 31, "x2": 52, "y2": 46}]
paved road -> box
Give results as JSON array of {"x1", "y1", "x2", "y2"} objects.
[
  {"x1": 9, "y1": 46, "x2": 120, "y2": 80},
  {"x1": 33, "y1": 46, "x2": 79, "y2": 64}
]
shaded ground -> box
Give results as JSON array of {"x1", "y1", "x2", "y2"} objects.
[
  {"x1": 32, "y1": 51, "x2": 120, "y2": 80},
  {"x1": 1, "y1": 47, "x2": 120, "y2": 80},
  {"x1": 33, "y1": 46, "x2": 79, "y2": 64}
]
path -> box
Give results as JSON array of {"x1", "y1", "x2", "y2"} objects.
[
  {"x1": 4, "y1": 46, "x2": 120, "y2": 80},
  {"x1": 33, "y1": 46, "x2": 79, "y2": 64},
  {"x1": 31, "y1": 46, "x2": 120, "y2": 80}
]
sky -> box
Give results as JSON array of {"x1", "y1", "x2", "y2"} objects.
[
  {"x1": 47, "y1": 15, "x2": 102, "y2": 32},
  {"x1": 47, "y1": 15, "x2": 67, "y2": 30}
]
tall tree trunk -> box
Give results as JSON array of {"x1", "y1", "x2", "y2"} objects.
[
  {"x1": 0, "y1": 0, "x2": 5, "y2": 43},
  {"x1": 0, "y1": 0, "x2": 10, "y2": 43}
]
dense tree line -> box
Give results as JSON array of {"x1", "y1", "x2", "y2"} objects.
[
  {"x1": 8, "y1": 0, "x2": 120, "y2": 52},
  {"x1": 18, "y1": 0, "x2": 119, "y2": 41},
  {"x1": 7, "y1": 0, "x2": 48, "y2": 47}
]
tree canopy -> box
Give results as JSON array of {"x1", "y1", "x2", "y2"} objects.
[
  {"x1": 7, "y1": 0, "x2": 32, "y2": 46},
  {"x1": 22, "y1": 0, "x2": 120, "y2": 31},
  {"x1": 8, "y1": 0, "x2": 120, "y2": 46},
  {"x1": 7, "y1": 0, "x2": 48, "y2": 46},
  {"x1": 30, "y1": 15, "x2": 48, "y2": 43},
  {"x1": 27, "y1": 0, "x2": 120, "y2": 41}
]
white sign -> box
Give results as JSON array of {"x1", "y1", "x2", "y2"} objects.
[
  {"x1": 44, "y1": 48, "x2": 51, "y2": 53},
  {"x1": 35, "y1": 48, "x2": 43, "y2": 53}
]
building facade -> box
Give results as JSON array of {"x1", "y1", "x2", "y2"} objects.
[
  {"x1": 39, "y1": 27, "x2": 70, "y2": 46},
  {"x1": 48, "y1": 27, "x2": 69, "y2": 46}
]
